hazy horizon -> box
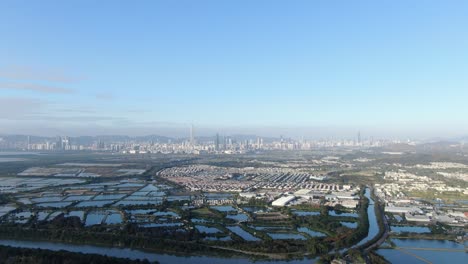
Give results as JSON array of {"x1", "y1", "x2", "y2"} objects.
[{"x1": 1, "y1": 123, "x2": 467, "y2": 141}]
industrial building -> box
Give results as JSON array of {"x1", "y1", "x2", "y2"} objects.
[{"x1": 272, "y1": 195, "x2": 296, "y2": 206}]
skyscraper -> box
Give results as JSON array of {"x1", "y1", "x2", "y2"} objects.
[
  {"x1": 215, "y1": 133, "x2": 220, "y2": 151},
  {"x1": 190, "y1": 124, "x2": 195, "y2": 145},
  {"x1": 56, "y1": 136, "x2": 62, "y2": 150}
]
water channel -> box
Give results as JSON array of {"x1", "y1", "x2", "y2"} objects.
[
  {"x1": 0, "y1": 239, "x2": 316, "y2": 264},
  {"x1": 377, "y1": 239, "x2": 467, "y2": 263}
]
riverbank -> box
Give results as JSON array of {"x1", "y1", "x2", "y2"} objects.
[
  {"x1": 0, "y1": 244, "x2": 155, "y2": 264},
  {"x1": 0, "y1": 239, "x2": 316, "y2": 264}
]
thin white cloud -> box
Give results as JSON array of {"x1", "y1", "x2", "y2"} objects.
[
  {"x1": 21, "y1": 115, "x2": 127, "y2": 122},
  {"x1": 0, "y1": 97, "x2": 44, "y2": 118},
  {"x1": 0, "y1": 82, "x2": 74, "y2": 94},
  {"x1": 95, "y1": 92, "x2": 114, "y2": 101},
  {"x1": 0, "y1": 65, "x2": 83, "y2": 83}
]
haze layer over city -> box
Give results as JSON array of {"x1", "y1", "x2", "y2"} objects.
[{"x1": 0, "y1": 1, "x2": 467, "y2": 264}]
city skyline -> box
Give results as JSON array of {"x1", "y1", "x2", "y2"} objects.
[
  {"x1": 1, "y1": 123, "x2": 466, "y2": 140},
  {"x1": 1, "y1": 1, "x2": 468, "y2": 138},
  {"x1": 1, "y1": 130, "x2": 406, "y2": 154}
]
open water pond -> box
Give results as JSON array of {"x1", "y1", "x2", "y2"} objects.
[
  {"x1": 64, "y1": 195, "x2": 93, "y2": 202},
  {"x1": 293, "y1": 210, "x2": 320, "y2": 216},
  {"x1": 268, "y1": 233, "x2": 306, "y2": 240},
  {"x1": 297, "y1": 227, "x2": 326, "y2": 237},
  {"x1": 76, "y1": 200, "x2": 115, "y2": 207},
  {"x1": 250, "y1": 226, "x2": 290, "y2": 231},
  {"x1": 131, "y1": 191, "x2": 150, "y2": 196},
  {"x1": 93, "y1": 194, "x2": 126, "y2": 200},
  {"x1": 125, "y1": 196, "x2": 153, "y2": 201},
  {"x1": 154, "y1": 211, "x2": 179, "y2": 218},
  {"x1": 226, "y1": 213, "x2": 248, "y2": 222},
  {"x1": 139, "y1": 184, "x2": 160, "y2": 192},
  {"x1": 147, "y1": 191, "x2": 166, "y2": 197},
  {"x1": 211, "y1": 206, "x2": 236, "y2": 212},
  {"x1": 66, "y1": 211, "x2": 85, "y2": 221},
  {"x1": 85, "y1": 212, "x2": 106, "y2": 226},
  {"x1": 37, "y1": 202, "x2": 72, "y2": 208},
  {"x1": 391, "y1": 226, "x2": 431, "y2": 233},
  {"x1": 195, "y1": 225, "x2": 222, "y2": 234},
  {"x1": 46, "y1": 211, "x2": 62, "y2": 220},
  {"x1": 17, "y1": 198, "x2": 32, "y2": 205},
  {"x1": 12, "y1": 212, "x2": 32, "y2": 223},
  {"x1": 105, "y1": 213, "x2": 123, "y2": 224},
  {"x1": 115, "y1": 200, "x2": 162, "y2": 206},
  {"x1": 31, "y1": 197, "x2": 63, "y2": 203},
  {"x1": 328, "y1": 210, "x2": 358, "y2": 217},
  {"x1": 191, "y1": 218, "x2": 210, "y2": 223},
  {"x1": 242, "y1": 207, "x2": 269, "y2": 213},
  {"x1": 227, "y1": 226, "x2": 260, "y2": 241},
  {"x1": 37, "y1": 211, "x2": 50, "y2": 221},
  {"x1": 14, "y1": 212, "x2": 33, "y2": 218},
  {"x1": 377, "y1": 239, "x2": 467, "y2": 264},
  {"x1": 340, "y1": 221, "x2": 358, "y2": 228}
]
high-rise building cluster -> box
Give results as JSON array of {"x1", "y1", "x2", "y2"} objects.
[{"x1": 0, "y1": 128, "x2": 401, "y2": 154}]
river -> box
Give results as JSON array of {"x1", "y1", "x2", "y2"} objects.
[
  {"x1": 355, "y1": 187, "x2": 380, "y2": 247},
  {"x1": 336, "y1": 187, "x2": 380, "y2": 254},
  {"x1": 0, "y1": 239, "x2": 316, "y2": 264},
  {"x1": 377, "y1": 238, "x2": 467, "y2": 263},
  {"x1": 344, "y1": 189, "x2": 467, "y2": 263}
]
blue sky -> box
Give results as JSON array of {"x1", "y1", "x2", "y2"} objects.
[{"x1": 0, "y1": 1, "x2": 467, "y2": 138}]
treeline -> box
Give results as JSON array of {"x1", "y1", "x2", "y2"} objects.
[
  {"x1": 0, "y1": 245, "x2": 155, "y2": 264},
  {"x1": 348, "y1": 188, "x2": 370, "y2": 242},
  {"x1": 0, "y1": 225, "x2": 209, "y2": 254},
  {"x1": 334, "y1": 187, "x2": 370, "y2": 249},
  {"x1": 0, "y1": 224, "x2": 313, "y2": 258},
  {"x1": 221, "y1": 240, "x2": 309, "y2": 257},
  {"x1": 288, "y1": 188, "x2": 370, "y2": 251}
]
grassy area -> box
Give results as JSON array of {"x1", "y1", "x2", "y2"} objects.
[
  {"x1": 405, "y1": 189, "x2": 468, "y2": 202},
  {"x1": 191, "y1": 207, "x2": 225, "y2": 219}
]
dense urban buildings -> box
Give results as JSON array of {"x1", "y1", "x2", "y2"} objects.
[{"x1": 0, "y1": 132, "x2": 404, "y2": 155}]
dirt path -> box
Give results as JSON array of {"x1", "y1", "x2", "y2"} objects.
[{"x1": 210, "y1": 245, "x2": 289, "y2": 259}]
